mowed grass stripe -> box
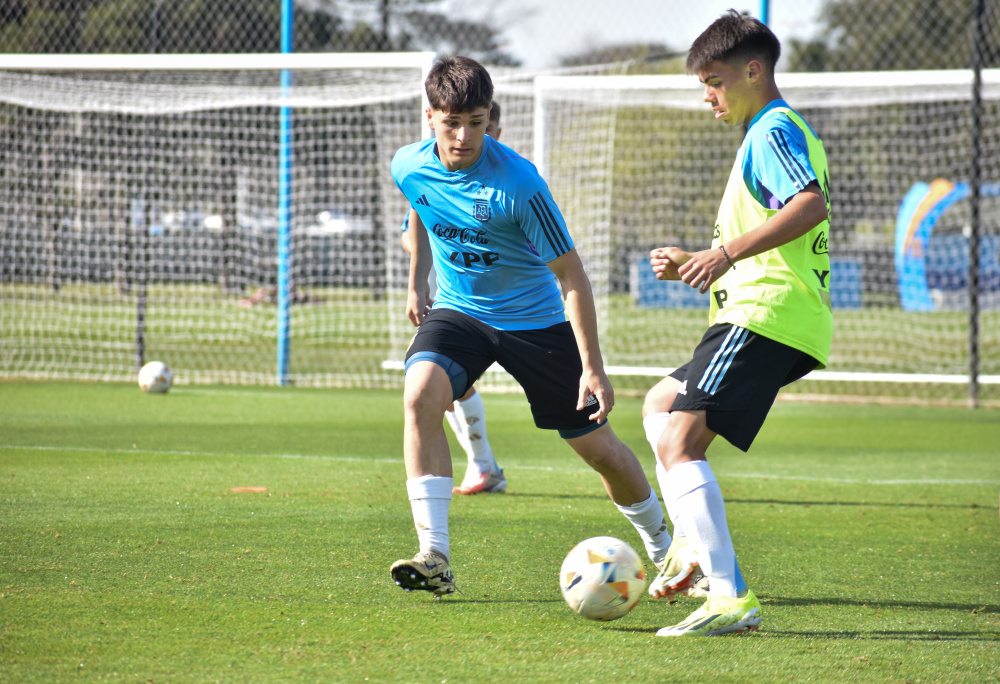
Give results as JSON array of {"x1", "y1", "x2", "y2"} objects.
[
  {"x1": 1, "y1": 382, "x2": 998, "y2": 683},
  {"x1": 3, "y1": 443, "x2": 999, "y2": 486}
]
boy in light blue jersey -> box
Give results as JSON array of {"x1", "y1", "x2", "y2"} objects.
[
  {"x1": 389, "y1": 56, "x2": 671, "y2": 597},
  {"x1": 394, "y1": 128, "x2": 569, "y2": 329},
  {"x1": 399, "y1": 104, "x2": 507, "y2": 497},
  {"x1": 642, "y1": 11, "x2": 832, "y2": 636}
]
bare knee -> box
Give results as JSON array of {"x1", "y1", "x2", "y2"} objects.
[
  {"x1": 642, "y1": 376, "x2": 680, "y2": 419},
  {"x1": 403, "y1": 363, "x2": 453, "y2": 423},
  {"x1": 655, "y1": 410, "x2": 714, "y2": 471},
  {"x1": 656, "y1": 429, "x2": 696, "y2": 471},
  {"x1": 567, "y1": 425, "x2": 633, "y2": 473}
]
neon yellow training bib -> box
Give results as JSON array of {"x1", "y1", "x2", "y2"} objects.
[{"x1": 710, "y1": 107, "x2": 833, "y2": 368}]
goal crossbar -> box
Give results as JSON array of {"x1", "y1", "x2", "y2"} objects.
[{"x1": 0, "y1": 52, "x2": 436, "y2": 72}]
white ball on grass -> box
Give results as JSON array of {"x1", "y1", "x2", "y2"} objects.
[
  {"x1": 559, "y1": 536, "x2": 646, "y2": 621},
  {"x1": 138, "y1": 361, "x2": 173, "y2": 394}
]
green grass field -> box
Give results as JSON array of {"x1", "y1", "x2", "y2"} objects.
[{"x1": 2, "y1": 382, "x2": 999, "y2": 682}]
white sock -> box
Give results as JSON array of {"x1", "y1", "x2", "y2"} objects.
[
  {"x1": 406, "y1": 475, "x2": 453, "y2": 560},
  {"x1": 644, "y1": 412, "x2": 686, "y2": 539},
  {"x1": 447, "y1": 391, "x2": 496, "y2": 472},
  {"x1": 661, "y1": 460, "x2": 739, "y2": 598},
  {"x1": 643, "y1": 412, "x2": 670, "y2": 455},
  {"x1": 616, "y1": 489, "x2": 671, "y2": 565},
  {"x1": 655, "y1": 460, "x2": 686, "y2": 540}
]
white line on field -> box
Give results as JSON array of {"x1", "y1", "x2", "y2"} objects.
[{"x1": 3, "y1": 444, "x2": 998, "y2": 486}]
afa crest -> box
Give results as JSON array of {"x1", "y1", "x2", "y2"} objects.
[{"x1": 473, "y1": 199, "x2": 491, "y2": 222}]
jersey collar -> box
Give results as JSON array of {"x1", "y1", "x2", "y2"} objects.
[{"x1": 747, "y1": 99, "x2": 789, "y2": 133}]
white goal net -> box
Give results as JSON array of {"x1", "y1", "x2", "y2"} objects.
[
  {"x1": 0, "y1": 53, "x2": 432, "y2": 387},
  {"x1": 529, "y1": 70, "x2": 1000, "y2": 404},
  {"x1": 2, "y1": 59, "x2": 999, "y2": 404}
]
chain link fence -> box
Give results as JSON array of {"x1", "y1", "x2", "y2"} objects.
[
  {"x1": 2, "y1": 1, "x2": 1000, "y2": 402},
  {"x1": 0, "y1": 1, "x2": 997, "y2": 71}
]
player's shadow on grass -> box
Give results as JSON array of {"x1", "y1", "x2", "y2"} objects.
[
  {"x1": 757, "y1": 629, "x2": 998, "y2": 641},
  {"x1": 454, "y1": 597, "x2": 567, "y2": 605},
  {"x1": 502, "y1": 492, "x2": 611, "y2": 502},
  {"x1": 613, "y1": 626, "x2": 998, "y2": 641},
  {"x1": 613, "y1": 624, "x2": 997, "y2": 641},
  {"x1": 609, "y1": 596, "x2": 1000, "y2": 640},
  {"x1": 726, "y1": 498, "x2": 991, "y2": 511},
  {"x1": 765, "y1": 595, "x2": 1000, "y2": 614}
]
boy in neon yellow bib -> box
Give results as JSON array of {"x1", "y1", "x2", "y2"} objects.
[{"x1": 642, "y1": 10, "x2": 833, "y2": 637}]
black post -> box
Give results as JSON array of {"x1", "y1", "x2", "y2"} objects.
[
  {"x1": 151, "y1": 0, "x2": 162, "y2": 53},
  {"x1": 379, "y1": 0, "x2": 390, "y2": 50},
  {"x1": 137, "y1": 1, "x2": 162, "y2": 370},
  {"x1": 968, "y1": 0, "x2": 985, "y2": 409},
  {"x1": 135, "y1": 195, "x2": 148, "y2": 372}
]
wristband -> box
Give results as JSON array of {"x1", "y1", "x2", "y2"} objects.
[{"x1": 719, "y1": 245, "x2": 736, "y2": 270}]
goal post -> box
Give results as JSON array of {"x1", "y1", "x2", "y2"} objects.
[
  {"x1": 0, "y1": 51, "x2": 433, "y2": 387},
  {"x1": 4, "y1": 58, "x2": 1000, "y2": 405},
  {"x1": 531, "y1": 69, "x2": 1000, "y2": 403}
]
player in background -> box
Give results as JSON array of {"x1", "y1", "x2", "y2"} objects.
[
  {"x1": 390, "y1": 56, "x2": 672, "y2": 597},
  {"x1": 642, "y1": 10, "x2": 833, "y2": 636},
  {"x1": 400, "y1": 101, "x2": 505, "y2": 496}
]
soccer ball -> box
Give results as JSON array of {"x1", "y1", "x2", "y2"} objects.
[
  {"x1": 559, "y1": 536, "x2": 646, "y2": 621},
  {"x1": 138, "y1": 361, "x2": 173, "y2": 394}
]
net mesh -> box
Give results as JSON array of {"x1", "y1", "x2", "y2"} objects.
[
  {"x1": 2, "y1": 63, "x2": 999, "y2": 403},
  {"x1": 0, "y1": 60, "x2": 426, "y2": 386},
  {"x1": 530, "y1": 70, "x2": 1000, "y2": 403}
]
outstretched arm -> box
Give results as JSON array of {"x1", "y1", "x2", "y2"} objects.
[
  {"x1": 652, "y1": 183, "x2": 828, "y2": 293},
  {"x1": 548, "y1": 248, "x2": 613, "y2": 424}
]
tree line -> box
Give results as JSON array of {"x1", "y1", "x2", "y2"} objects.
[{"x1": 0, "y1": 0, "x2": 517, "y2": 65}]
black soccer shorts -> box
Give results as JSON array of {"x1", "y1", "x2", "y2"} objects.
[
  {"x1": 405, "y1": 308, "x2": 604, "y2": 438},
  {"x1": 669, "y1": 323, "x2": 820, "y2": 452}
]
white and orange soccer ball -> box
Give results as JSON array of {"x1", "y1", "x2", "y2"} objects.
[
  {"x1": 138, "y1": 361, "x2": 173, "y2": 394},
  {"x1": 559, "y1": 536, "x2": 646, "y2": 621}
]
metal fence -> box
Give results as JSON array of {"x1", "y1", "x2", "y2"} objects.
[
  {"x1": 3, "y1": 1, "x2": 1000, "y2": 404},
  {"x1": 1, "y1": 1, "x2": 997, "y2": 72}
]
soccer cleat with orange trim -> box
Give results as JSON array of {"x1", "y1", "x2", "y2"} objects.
[
  {"x1": 648, "y1": 536, "x2": 709, "y2": 601},
  {"x1": 453, "y1": 466, "x2": 507, "y2": 495}
]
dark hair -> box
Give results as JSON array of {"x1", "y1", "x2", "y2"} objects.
[
  {"x1": 489, "y1": 99, "x2": 501, "y2": 123},
  {"x1": 686, "y1": 9, "x2": 781, "y2": 75},
  {"x1": 425, "y1": 56, "x2": 494, "y2": 112}
]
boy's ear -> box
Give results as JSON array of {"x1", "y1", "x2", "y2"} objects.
[{"x1": 746, "y1": 59, "x2": 763, "y2": 82}]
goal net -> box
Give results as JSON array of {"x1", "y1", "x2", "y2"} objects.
[
  {"x1": 530, "y1": 70, "x2": 1000, "y2": 404},
  {"x1": 3, "y1": 59, "x2": 999, "y2": 404},
  {"x1": 0, "y1": 53, "x2": 432, "y2": 387}
]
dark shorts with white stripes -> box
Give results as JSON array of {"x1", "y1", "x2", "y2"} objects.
[{"x1": 669, "y1": 323, "x2": 820, "y2": 452}]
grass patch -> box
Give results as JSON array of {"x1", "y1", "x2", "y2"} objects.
[{"x1": 1, "y1": 383, "x2": 998, "y2": 681}]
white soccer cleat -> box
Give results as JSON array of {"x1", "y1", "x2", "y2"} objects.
[
  {"x1": 390, "y1": 549, "x2": 456, "y2": 596},
  {"x1": 655, "y1": 590, "x2": 762, "y2": 637}
]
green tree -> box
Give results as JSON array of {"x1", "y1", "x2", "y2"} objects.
[
  {"x1": 344, "y1": 0, "x2": 519, "y2": 65},
  {"x1": 788, "y1": 0, "x2": 1000, "y2": 71},
  {"x1": 0, "y1": 0, "x2": 515, "y2": 60},
  {"x1": 0, "y1": 0, "x2": 104, "y2": 52},
  {"x1": 559, "y1": 42, "x2": 685, "y2": 74}
]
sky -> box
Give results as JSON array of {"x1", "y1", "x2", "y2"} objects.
[{"x1": 473, "y1": 0, "x2": 826, "y2": 69}]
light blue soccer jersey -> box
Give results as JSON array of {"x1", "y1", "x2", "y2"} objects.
[
  {"x1": 741, "y1": 99, "x2": 818, "y2": 210},
  {"x1": 391, "y1": 136, "x2": 573, "y2": 330}
]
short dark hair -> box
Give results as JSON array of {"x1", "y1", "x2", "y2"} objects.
[
  {"x1": 686, "y1": 9, "x2": 781, "y2": 75},
  {"x1": 425, "y1": 56, "x2": 494, "y2": 112},
  {"x1": 489, "y1": 99, "x2": 501, "y2": 123}
]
